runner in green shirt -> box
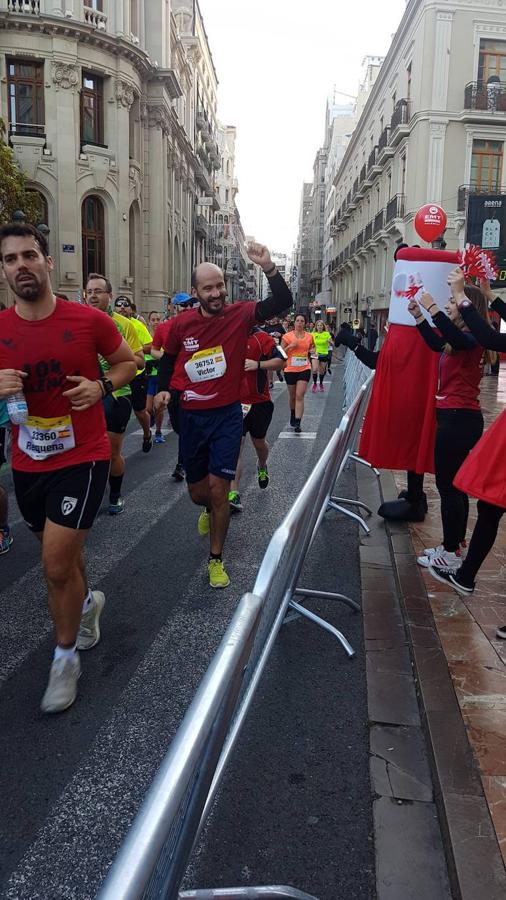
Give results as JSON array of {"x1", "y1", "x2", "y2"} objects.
[{"x1": 311, "y1": 320, "x2": 333, "y2": 393}]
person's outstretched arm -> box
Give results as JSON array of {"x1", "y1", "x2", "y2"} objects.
[
  {"x1": 245, "y1": 243, "x2": 293, "y2": 321},
  {"x1": 335, "y1": 327, "x2": 379, "y2": 369},
  {"x1": 458, "y1": 302, "x2": 506, "y2": 351}
]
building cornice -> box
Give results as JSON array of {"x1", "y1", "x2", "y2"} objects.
[{"x1": 0, "y1": 12, "x2": 153, "y2": 79}]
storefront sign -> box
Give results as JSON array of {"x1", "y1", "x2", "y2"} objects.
[{"x1": 466, "y1": 193, "x2": 506, "y2": 289}]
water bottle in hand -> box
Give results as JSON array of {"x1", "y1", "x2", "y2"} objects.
[{"x1": 7, "y1": 392, "x2": 28, "y2": 425}]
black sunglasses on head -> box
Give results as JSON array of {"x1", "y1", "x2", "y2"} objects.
[{"x1": 115, "y1": 299, "x2": 131, "y2": 308}]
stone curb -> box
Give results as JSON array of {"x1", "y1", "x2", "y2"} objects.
[{"x1": 356, "y1": 462, "x2": 506, "y2": 900}]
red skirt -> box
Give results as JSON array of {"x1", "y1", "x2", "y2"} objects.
[
  {"x1": 454, "y1": 409, "x2": 506, "y2": 509},
  {"x1": 359, "y1": 323, "x2": 438, "y2": 474}
]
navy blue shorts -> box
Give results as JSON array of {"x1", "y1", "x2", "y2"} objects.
[{"x1": 179, "y1": 402, "x2": 243, "y2": 484}]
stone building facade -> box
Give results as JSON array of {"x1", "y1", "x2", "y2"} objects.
[
  {"x1": 326, "y1": 0, "x2": 506, "y2": 331},
  {"x1": 0, "y1": 0, "x2": 222, "y2": 311}
]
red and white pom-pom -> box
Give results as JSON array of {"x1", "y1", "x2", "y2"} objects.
[
  {"x1": 459, "y1": 244, "x2": 499, "y2": 281},
  {"x1": 395, "y1": 275, "x2": 424, "y2": 300}
]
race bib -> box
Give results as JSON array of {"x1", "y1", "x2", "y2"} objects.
[
  {"x1": 18, "y1": 415, "x2": 75, "y2": 461},
  {"x1": 241, "y1": 404, "x2": 252, "y2": 418},
  {"x1": 292, "y1": 356, "x2": 307, "y2": 367},
  {"x1": 185, "y1": 345, "x2": 227, "y2": 383}
]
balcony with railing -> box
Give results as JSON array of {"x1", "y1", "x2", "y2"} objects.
[
  {"x1": 83, "y1": 3, "x2": 107, "y2": 29},
  {"x1": 356, "y1": 230, "x2": 364, "y2": 250},
  {"x1": 377, "y1": 126, "x2": 394, "y2": 165},
  {"x1": 385, "y1": 194, "x2": 405, "y2": 225},
  {"x1": 5, "y1": 0, "x2": 40, "y2": 12},
  {"x1": 364, "y1": 220, "x2": 373, "y2": 243},
  {"x1": 350, "y1": 238, "x2": 356, "y2": 256},
  {"x1": 463, "y1": 81, "x2": 506, "y2": 119},
  {"x1": 373, "y1": 209, "x2": 385, "y2": 235},
  {"x1": 457, "y1": 183, "x2": 506, "y2": 212},
  {"x1": 195, "y1": 214, "x2": 209, "y2": 240},
  {"x1": 390, "y1": 99, "x2": 410, "y2": 144}
]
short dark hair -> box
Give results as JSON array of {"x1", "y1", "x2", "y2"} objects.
[
  {"x1": 0, "y1": 223, "x2": 49, "y2": 260},
  {"x1": 148, "y1": 309, "x2": 160, "y2": 320},
  {"x1": 87, "y1": 273, "x2": 112, "y2": 293}
]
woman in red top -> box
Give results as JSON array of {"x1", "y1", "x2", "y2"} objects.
[
  {"x1": 429, "y1": 280, "x2": 506, "y2": 633},
  {"x1": 408, "y1": 269, "x2": 491, "y2": 573},
  {"x1": 281, "y1": 314, "x2": 314, "y2": 433}
]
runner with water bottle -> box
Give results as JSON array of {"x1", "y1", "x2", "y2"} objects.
[{"x1": 0, "y1": 223, "x2": 136, "y2": 713}]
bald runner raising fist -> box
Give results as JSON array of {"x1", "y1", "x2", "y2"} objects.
[{"x1": 155, "y1": 242, "x2": 292, "y2": 588}]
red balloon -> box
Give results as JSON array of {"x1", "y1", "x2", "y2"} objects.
[{"x1": 414, "y1": 204, "x2": 447, "y2": 242}]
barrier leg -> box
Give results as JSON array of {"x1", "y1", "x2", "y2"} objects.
[
  {"x1": 294, "y1": 587, "x2": 361, "y2": 614},
  {"x1": 179, "y1": 887, "x2": 320, "y2": 899},
  {"x1": 287, "y1": 600, "x2": 355, "y2": 658},
  {"x1": 349, "y1": 453, "x2": 380, "y2": 477},
  {"x1": 329, "y1": 496, "x2": 373, "y2": 517},
  {"x1": 326, "y1": 500, "x2": 371, "y2": 535}
]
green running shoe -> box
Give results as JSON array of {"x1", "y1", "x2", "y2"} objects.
[
  {"x1": 208, "y1": 558, "x2": 230, "y2": 589},
  {"x1": 198, "y1": 508, "x2": 211, "y2": 536},
  {"x1": 228, "y1": 491, "x2": 243, "y2": 512},
  {"x1": 257, "y1": 466, "x2": 269, "y2": 489}
]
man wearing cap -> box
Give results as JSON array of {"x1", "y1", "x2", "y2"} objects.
[
  {"x1": 155, "y1": 243, "x2": 292, "y2": 588},
  {"x1": 151, "y1": 292, "x2": 196, "y2": 477}
]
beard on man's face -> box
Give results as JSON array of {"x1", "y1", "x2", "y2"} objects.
[
  {"x1": 12, "y1": 272, "x2": 44, "y2": 302},
  {"x1": 198, "y1": 291, "x2": 227, "y2": 316}
]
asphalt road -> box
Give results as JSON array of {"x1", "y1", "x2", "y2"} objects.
[{"x1": 0, "y1": 361, "x2": 374, "y2": 900}]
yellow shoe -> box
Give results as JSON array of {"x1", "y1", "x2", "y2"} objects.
[
  {"x1": 208, "y1": 558, "x2": 230, "y2": 589},
  {"x1": 198, "y1": 509, "x2": 211, "y2": 536}
]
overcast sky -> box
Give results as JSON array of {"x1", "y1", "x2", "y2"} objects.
[{"x1": 200, "y1": 0, "x2": 407, "y2": 256}]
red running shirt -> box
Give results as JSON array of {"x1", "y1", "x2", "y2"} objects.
[
  {"x1": 163, "y1": 302, "x2": 258, "y2": 408},
  {"x1": 241, "y1": 330, "x2": 277, "y2": 405},
  {"x1": 152, "y1": 319, "x2": 186, "y2": 391},
  {"x1": 0, "y1": 300, "x2": 122, "y2": 472}
]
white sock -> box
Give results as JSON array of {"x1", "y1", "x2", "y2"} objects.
[
  {"x1": 82, "y1": 589, "x2": 93, "y2": 613},
  {"x1": 54, "y1": 644, "x2": 77, "y2": 661}
]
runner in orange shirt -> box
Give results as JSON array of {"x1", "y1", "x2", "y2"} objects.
[{"x1": 281, "y1": 314, "x2": 315, "y2": 433}]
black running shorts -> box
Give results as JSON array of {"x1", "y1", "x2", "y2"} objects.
[
  {"x1": 13, "y1": 460, "x2": 110, "y2": 532},
  {"x1": 243, "y1": 400, "x2": 274, "y2": 439},
  {"x1": 284, "y1": 370, "x2": 311, "y2": 385},
  {"x1": 103, "y1": 395, "x2": 132, "y2": 434},
  {"x1": 129, "y1": 372, "x2": 148, "y2": 412}
]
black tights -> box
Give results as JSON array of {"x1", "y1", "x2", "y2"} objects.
[
  {"x1": 459, "y1": 500, "x2": 505, "y2": 586},
  {"x1": 434, "y1": 409, "x2": 484, "y2": 552}
]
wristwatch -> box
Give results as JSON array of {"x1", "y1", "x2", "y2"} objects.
[{"x1": 99, "y1": 375, "x2": 115, "y2": 396}]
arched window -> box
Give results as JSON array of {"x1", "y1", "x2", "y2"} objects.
[{"x1": 82, "y1": 195, "x2": 105, "y2": 284}]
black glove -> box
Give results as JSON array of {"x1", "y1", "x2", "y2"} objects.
[{"x1": 335, "y1": 329, "x2": 360, "y2": 351}]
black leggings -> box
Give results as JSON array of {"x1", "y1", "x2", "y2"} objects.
[
  {"x1": 459, "y1": 500, "x2": 505, "y2": 586},
  {"x1": 434, "y1": 409, "x2": 484, "y2": 552}
]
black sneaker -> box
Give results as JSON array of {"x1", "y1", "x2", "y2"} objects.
[
  {"x1": 228, "y1": 491, "x2": 243, "y2": 512},
  {"x1": 496, "y1": 625, "x2": 506, "y2": 639},
  {"x1": 171, "y1": 463, "x2": 185, "y2": 482},
  {"x1": 428, "y1": 564, "x2": 474, "y2": 595},
  {"x1": 142, "y1": 431, "x2": 153, "y2": 453},
  {"x1": 294, "y1": 424, "x2": 302, "y2": 434},
  {"x1": 290, "y1": 412, "x2": 296, "y2": 427}
]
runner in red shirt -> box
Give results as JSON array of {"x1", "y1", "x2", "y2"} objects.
[
  {"x1": 228, "y1": 327, "x2": 285, "y2": 512},
  {"x1": 151, "y1": 293, "x2": 197, "y2": 481},
  {"x1": 0, "y1": 224, "x2": 136, "y2": 714},
  {"x1": 155, "y1": 242, "x2": 292, "y2": 589}
]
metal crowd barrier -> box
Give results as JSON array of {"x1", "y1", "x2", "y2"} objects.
[
  {"x1": 97, "y1": 374, "x2": 375, "y2": 900},
  {"x1": 334, "y1": 347, "x2": 380, "y2": 536}
]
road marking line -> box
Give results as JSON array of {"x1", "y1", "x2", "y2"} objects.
[{"x1": 278, "y1": 432, "x2": 317, "y2": 439}]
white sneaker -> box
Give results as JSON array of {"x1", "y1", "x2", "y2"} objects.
[
  {"x1": 418, "y1": 542, "x2": 467, "y2": 568},
  {"x1": 427, "y1": 549, "x2": 462, "y2": 574},
  {"x1": 417, "y1": 544, "x2": 444, "y2": 568},
  {"x1": 77, "y1": 591, "x2": 105, "y2": 650},
  {"x1": 40, "y1": 654, "x2": 81, "y2": 714}
]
